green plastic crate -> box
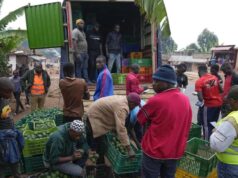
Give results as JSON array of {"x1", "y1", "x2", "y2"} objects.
[
  {"x1": 129, "y1": 58, "x2": 152, "y2": 67},
  {"x1": 178, "y1": 138, "x2": 217, "y2": 177},
  {"x1": 189, "y1": 123, "x2": 201, "y2": 140},
  {"x1": 23, "y1": 127, "x2": 57, "y2": 157},
  {"x1": 105, "y1": 133, "x2": 142, "y2": 174},
  {"x1": 112, "y1": 73, "x2": 126, "y2": 85},
  {"x1": 23, "y1": 155, "x2": 45, "y2": 173}
]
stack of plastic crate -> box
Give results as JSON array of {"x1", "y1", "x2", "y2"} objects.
[{"x1": 176, "y1": 138, "x2": 218, "y2": 178}]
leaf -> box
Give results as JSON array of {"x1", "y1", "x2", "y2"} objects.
[
  {"x1": 161, "y1": 17, "x2": 171, "y2": 37},
  {"x1": 135, "y1": 0, "x2": 171, "y2": 36},
  {"x1": 0, "y1": 6, "x2": 26, "y2": 30},
  {"x1": 0, "y1": 30, "x2": 26, "y2": 39}
]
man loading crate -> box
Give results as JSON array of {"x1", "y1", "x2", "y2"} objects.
[{"x1": 85, "y1": 93, "x2": 141, "y2": 164}]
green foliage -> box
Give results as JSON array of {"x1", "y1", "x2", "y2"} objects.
[
  {"x1": 0, "y1": 6, "x2": 25, "y2": 31},
  {"x1": 197, "y1": 28, "x2": 218, "y2": 52},
  {"x1": 135, "y1": 0, "x2": 171, "y2": 37},
  {"x1": 0, "y1": 0, "x2": 26, "y2": 76},
  {"x1": 161, "y1": 36, "x2": 177, "y2": 54},
  {"x1": 0, "y1": 36, "x2": 23, "y2": 77}
]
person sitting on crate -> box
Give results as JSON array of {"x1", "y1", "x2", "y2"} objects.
[
  {"x1": 0, "y1": 77, "x2": 24, "y2": 178},
  {"x1": 43, "y1": 120, "x2": 90, "y2": 177},
  {"x1": 210, "y1": 85, "x2": 238, "y2": 178},
  {"x1": 126, "y1": 63, "x2": 148, "y2": 95},
  {"x1": 85, "y1": 93, "x2": 141, "y2": 164},
  {"x1": 137, "y1": 65, "x2": 192, "y2": 178},
  {"x1": 93, "y1": 55, "x2": 114, "y2": 101}
]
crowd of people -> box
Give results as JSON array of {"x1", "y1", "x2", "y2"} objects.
[
  {"x1": 72, "y1": 18, "x2": 122, "y2": 84},
  {"x1": 1, "y1": 35, "x2": 238, "y2": 178}
]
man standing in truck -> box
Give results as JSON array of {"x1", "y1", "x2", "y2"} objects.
[
  {"x1": 106, "y1": 24, "x2": 122, "y2": 73},
  {"x1": 72, "y1": 19, "x2": 89, "y2": 83},
  {"x1": 87, "y1": 23, "x2": 102, "y2": 83}
]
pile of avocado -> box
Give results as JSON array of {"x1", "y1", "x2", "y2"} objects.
[
  {"x1": 39, "y1": 171, "x2": 70, "y2": 178},
  {"x1": 33, "y1": 119, "x2": 56, "y2": 130},
  {"x1": 111, "y1": 136, "x2": 127, "y2": 155},
  {"x1": 24, "y1": 130, "x2": 52, "y2": 140}
]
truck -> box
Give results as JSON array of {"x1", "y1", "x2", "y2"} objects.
[
  {"x1": 25, "y1": 0, "x2": 160, "y2": 77},
  {"x1": 211, "y1": 45, "x2": 238, "y2": 69}
]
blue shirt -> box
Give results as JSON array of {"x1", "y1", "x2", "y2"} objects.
[
  {"x1": 93, "y1": 65, "x2": 114, "y2": 101},
  {"x1": 130, "y1": 100, "x2": 146, "y2": 124}
]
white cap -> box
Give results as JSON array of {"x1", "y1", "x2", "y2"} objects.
[{"x1": 70, "y1": 120, "x2": 85, "y2": 133}]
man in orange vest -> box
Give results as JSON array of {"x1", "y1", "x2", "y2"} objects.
[{"x1": 21, "y1": 62, "x2": 51, "y2": 111}]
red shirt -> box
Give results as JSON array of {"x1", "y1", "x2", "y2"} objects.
[
  {"x1": 126, "y1": 72, "x2": 144, "y2": 95},
  {"x1": 195, "y1": 73, "x2": 222, "y2": 107},
  {"x1": 138, "y1": 88, "x2": 192, "y2": 159},
  {"x1": 222, "y1": 75, "x2": 232, "y2": 99}
]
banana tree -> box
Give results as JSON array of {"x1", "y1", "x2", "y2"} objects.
[
  {"x1": 135, "y1": 0, "x2": 171, "y2": 67},
  {"x1": 0, "y1": 0, "x2": 26, "y2": 76}
]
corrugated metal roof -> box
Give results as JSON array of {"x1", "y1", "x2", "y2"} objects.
[
  {"x1": 29, "y1": 55, "x2": 46, "y2": 61},
  {"x1": 211, "y1": 46, "x2": 233, "y2": 51},
  {"x1": 168, "y1": 55, "x2": 207, "y2": 63},
  {"x1": 25, "y1": 2, "x2": 64, "y2": 49}
]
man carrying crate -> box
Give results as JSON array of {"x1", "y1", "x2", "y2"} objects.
[{"x1": 210, "y1": 85, "x2": 238, "y2": 178}]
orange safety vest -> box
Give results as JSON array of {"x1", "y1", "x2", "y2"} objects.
[{"x1": 31, "y1": 73, "x2": 45, "y2": 95}]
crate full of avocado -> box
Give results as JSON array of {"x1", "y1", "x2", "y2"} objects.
[
  {"x1": 178, "y1": 138, "x2": 217, "y2": 177},
  {"x1": 15, "y1": 108, "x2": 63, "y2": 130},
  {"x1": 106, "y1": 133, "x2": 142, "y2": 174},
  {"x1": 23, "y1": 126, "x2": 57, "y2": 157}
]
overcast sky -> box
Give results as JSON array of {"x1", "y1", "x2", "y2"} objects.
[{"x1": 1, "y1": 0, "x2": 238, "y2": 50}]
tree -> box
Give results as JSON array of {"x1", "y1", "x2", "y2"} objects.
[
  {"x1": 185, "y1": 43, "x2": 201, "y2": 55},
  {"x1": 0, "y1": 0, "x2": 26, "y2": 76},
  {"x1": 0, "y1": 36, "x2": 23, "y2": 77},
  {"x1": 135, "y1": 0, "x2": 170, "y2": 36},
  {"x1": 135, "y1": 0, "x2": 171, "y2": 67},
  {"x1": 197, "y1": 28, "x2": 218, "y2": 52},
  {"x1": 161, "y1": 36, "x2": 177, "y2": 54}
]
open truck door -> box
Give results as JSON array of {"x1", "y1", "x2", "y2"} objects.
[{"x1": 25, "y1": 2, "x2": 69, "y2": 78}]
